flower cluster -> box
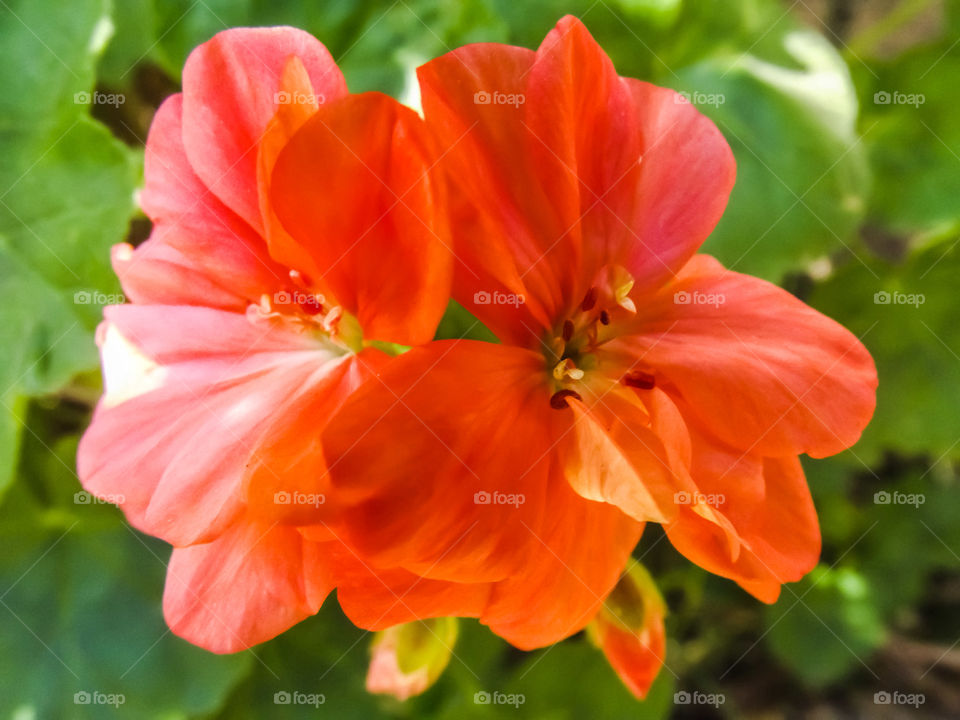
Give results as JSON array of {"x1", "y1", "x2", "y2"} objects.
[{"x1": 77, "y1": 16, "x2": 876, "y2": 701}]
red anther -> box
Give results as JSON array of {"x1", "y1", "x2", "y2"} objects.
[
  {"x1": 599, "y1": 310, "x2": 610, "y2": 325},
  {"x1": 623, "y1": 370, "x2": 655, "y2": 390},
  {"x1": 581, "y1": 287, "x2": 598, "y2": 312},
  {"x1": 550, "y1": 388, "x2": 583, "y2": 409},
  {"x1": 562, "y1": 320, "x2": 574, "y2": 342},
  {"x1": 298, "y1": 296, "x2": 324, "y2": 315}
]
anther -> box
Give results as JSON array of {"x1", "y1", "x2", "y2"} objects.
[
  {"x1": 623, "y1": 370, "x2": 656, "y2": 390},
  {"x1": 550, "y1": 388, "x2": 582, "y2": 409},
  {"x1": 562, "y1": 320, "x2": 574, "y2": 342},
  {"x1": 581, "y1": 287, "x2": 598, "y2": 312},
  {"x1": 599, "y1": 310, "x2": 610, "y2": 325}
]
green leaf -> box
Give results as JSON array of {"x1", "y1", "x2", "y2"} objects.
[
  {"x1": 856, "y1": 39, "x2": 960, "y2": 235},
  {"x1": 765, "y1": 565, "x2": 886, "y2": 687},
  {"x1": 0, "y1": 0, "x2": 138, "y2": 489},
  {"x1": 0, "y1": 433, "x2": 251, "y2": 719},
  {"x1": 675, "y1": 27, "x2": 870, "y2": 280}
]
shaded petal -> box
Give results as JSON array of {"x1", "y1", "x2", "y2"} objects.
[
  {"x1": 320, "y1": 340, "x2": 556, "y2": 584},
  {"x1": 77, "y1": 305, "x2": 344, "y2": 546},
  {"x1": 181, "y1": 27, "x2": 347, "y2": 233},
  {"x1": 561, "y1": 387, "x2": 689, "y2": 523},
  {"x1": 665, "y1": 433, "x2": 820, "y2": 602},
  {"x1": 163, "y1": 521, "x2": 332, "y2": 653},
  {"x1": 481, "y1": 461, "x2": 642, "y2": 649},
  {"x1": 612, "y1": 254, "x2": 877, "y2": 457},
  {"x1": 270, "y1": 93, "x2": 452, "y2": 345}
]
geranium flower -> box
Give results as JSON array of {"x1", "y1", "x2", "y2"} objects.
[
  {"x1": 316, "y1": 16, "x2": 877, "y2": 650},
  {"x1": 77, "y1": 27, "x2": 452, "y2": 651}
]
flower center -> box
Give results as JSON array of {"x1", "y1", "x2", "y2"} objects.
[
  {"x1": 545, "y1": 265, "x2": 654, "y2": 409},
  {"x1": 246, "y1": 270, "x2": 363, "y2": 354}
]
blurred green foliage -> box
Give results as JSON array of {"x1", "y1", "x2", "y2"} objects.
[{"x1": 1, "y1": 0, "x2": 958, "y2": 717}]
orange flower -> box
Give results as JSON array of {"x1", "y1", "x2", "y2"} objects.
[
  {"x1": 77, "y1": 27, "x2": 451, "y2": 652},
  {"x1": 317, "y1": 16, "x2": 877, "y2": 649}
]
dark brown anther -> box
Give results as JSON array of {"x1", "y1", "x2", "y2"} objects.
[
  {"x1": 599, "y1": 310, "x2": 610, "y2": 325},
  {"x1": 581, "y1": 287, "x2": 598, "y2": 312},
  {"x1": 623, "y1": 370, "x2": 656, "y2": 390},
  {"x1": 550, "y1": 388, "x2": 583, "y2": 409},
  {"x1": 562, "y1": 320, "x2": 574, "y2": 342}
]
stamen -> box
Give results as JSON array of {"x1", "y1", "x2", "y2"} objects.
[
  {"x1": 599, "y1": 310, "x2": 610, "y2": 325},
  {"x1": 553, "y1": 358, "x2": 585, "y2": 382},
  {"x1": 623, "y1": 370, "x2": 656, "y2": 390},
  {"x1": 550, "y1": 388, "x2": 582, "y2": 409},
  {"x1": 562, "y1": 320, "x2": 574, "y2": 342},
  {"x1": 581, "y1": 287, "x2": 598, "y2": 312}
]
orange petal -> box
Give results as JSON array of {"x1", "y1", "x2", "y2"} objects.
[
  {"x1": 319, "y1": 340, "x2": 553, "y2": 584},
  {"x1": 613, "y1": 254, "x2": 878, "y2": 458},
  {"x1": 561, "y1": 387, "x2": 689, "y2": 523},
  {"x1": 481, "y1": 467, "x2": 643, "y2": 649},
  {"x1": 665, "y1": 433, "x2": 821, "y2": 602},
  {"x1": 418, "y1": 16, "x2": 735, "y2": 342},
  {"x1": 270, "y1": 93, "x2": 452, "y2": 346}
]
